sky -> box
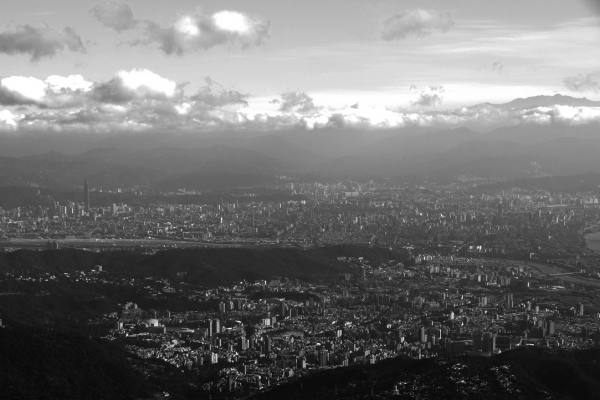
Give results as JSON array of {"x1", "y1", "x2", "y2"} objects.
[{"x1": 1, "y1": 0, "x2": 600, "y2": 133}]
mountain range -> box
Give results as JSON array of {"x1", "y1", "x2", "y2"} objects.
[{"x1": 1, "y1": 94, "x2": 599, "y2": 189}]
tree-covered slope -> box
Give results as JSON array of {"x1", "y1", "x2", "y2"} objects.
[{"x1": 0, "y1": 326, "x2": 149, "y2": 400}]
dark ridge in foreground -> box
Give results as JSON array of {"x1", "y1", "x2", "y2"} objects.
[
  {"x1": 0, "y1": 246, "x2": 398, "y2": 287},
  {"x1": 0, "y1": 325, "x2": 149, "y2": 400},
  {"x1": 0, "y1": 246, "x2": 398, "y2": 329},
  {"x1": 253, "y1": 347, "x2": 600, "y2": 400}
]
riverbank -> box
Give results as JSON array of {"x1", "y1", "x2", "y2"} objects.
[
  {"x1": 0, "y1": 238, "x2": 251, "y2": 250},
  {"x1": 508, "y1": 259, "x2": 600, "y2": 287}
]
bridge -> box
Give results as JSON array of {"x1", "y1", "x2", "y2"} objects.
[
  {"x1": 538, "y1": 272, "x2": 579, "y2": 278},
  {"x1": 369, "y1": 232, "x2": 380, "y2": 248}
]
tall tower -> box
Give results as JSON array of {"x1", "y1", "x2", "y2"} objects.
[
  {"x1": 496, "y1": 203, "x2": 503, "y2": 224},
  {"x1": 84, "y1": 178, "x2": 89, "y2": 213}
]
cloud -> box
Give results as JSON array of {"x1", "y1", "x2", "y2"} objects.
[
  {"x1": 476, "y1": 61, "x2": 507, "y2": 75},
  {"x1": 278, "y1": 91, "x2": 320, "y2": 113},
  {"x1": 519, "y1": 105, "x2": 600, "y2": 125},
  {"x1": 132, "y1": 10, "x2": 270, "y2": 55},
  {"x1": 0, "y1": 109, "x2": 21, "y2": 128},
  {"x1": 46, "y1": 75, "x2": 94, "y2": 92},
  {"x1": 0, "y1": 70, "x2": 182, "y2": 110},
  {"x1": 0, "y1": 24, "x2": 85, "y2": 61},
  {"x1": 564, "y1": 71, "x2": 600, "y2": 92},
  {"x1": 90, "y1": 1, "x2": 137, "y2": 33},
  {"x1": 92, "y1": 69, "x2": 180, "y2": 104},
  {"x1": 0, "y1": 75, "x2": 93, "y2": 108},
  {"x1": 2, "y1": 70, "x2": 600, "y2": 133},
  {"x1": 0, "y1": 69, "x2": 254, "y2": 132},
  {"x1": 412, "y1": 93, "x2": 443, "y2": 107},
  {"x1": 190, "y1": 77, "x2": 248, "y2": 108},
  {"x1": 7, "y1": 100, "x2": 600, "y2": 133},
  {"x1": 382, "y1": 9, "x2": 454, "y2": 41},
  {"x1": 491, "y1": 62, "x2": 504, "y2": 72},
  {"x1": 0, "y1": 76, "x2": 46, "y2": 104},
  {"x1": 89, "y1": 3, "x2": 270, "y2": 55},
  {"x1": 410, "y1": 85, "x2": 444, "y2": 108}
]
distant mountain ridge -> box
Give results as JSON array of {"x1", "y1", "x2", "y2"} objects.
[
  {"x1": 0, "y1": 145, "x2": 293, "y2": 191},
  {"x1": 1, "y1": 94, "x2": 600, "y2": 185},
  {"x1": 473, "y1": 94, "x2": 600, "y2": 110}
]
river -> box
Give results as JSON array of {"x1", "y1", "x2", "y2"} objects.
[
  {"x1": 508, "y1": 259, "x2": 600, "y2": 287},
  {"x1": 585, "y1": 231, "x2": 600, "y2": 253}
]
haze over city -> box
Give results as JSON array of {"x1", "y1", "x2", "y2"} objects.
[{"x1": 3, "y1": 1, "x2": 600, "y2": 400}]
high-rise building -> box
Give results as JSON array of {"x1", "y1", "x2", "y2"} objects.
[
  {"x1": 419, "y1": 326, "x2": 427, "y2": 343},
  {"x1": 296, "y1": 356, "x2": 306, "y2": 369},
  {"x1": 238, "y1": 337, "x2": 249, "y2": 351},
  {"x1": 84, "y1": 178, "x2": 89, "y2": 213},
  {"x1": 208, "y1": 318, "x2": 220, "y2": 336},
  {"x1": 473, "y1": 332, "x2": 483, "y2": 352},
  {"x1": 318, "y1": 349, "x2": 329, "y2": 366},
  {"x1": 482, "y1": 333, "x2": 496, "y2": 353},
  {"x1": 279, "y1": 301, "x2": 286, "y2": 317},
  {"x1": 506, "y1": 293, "x2": 514, "y2": 309},
  {"x1": 546, "y1": 320, "x2": 555, "y2": 336},
  {"x1": 495, "y1": 203, "x2": 503, "y2": 224}
]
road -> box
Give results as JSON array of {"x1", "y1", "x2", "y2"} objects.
[{"x1": 0, "y1": 238, "x2": 251, "y2": 249}]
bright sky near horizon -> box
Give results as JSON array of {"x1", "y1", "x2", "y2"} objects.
[{"x1": 1, "y1": 0, "x2": 600, "y2": 132}]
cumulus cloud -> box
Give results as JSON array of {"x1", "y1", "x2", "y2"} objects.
[
  {"x1": 93, "y1": 69, "x2": 180, "y2": 104},
  {"x1": 0, "y1": 69, "x2": 255, "y2": 132},
  {"x1": 410, "y1": 85, "x2": 444, "y2": 108},
  {"x1": 412, "y1": 93, "x2": 443, "y2": 107},
  {"x1": 46, "y1": 75, "x2": 94, "y2": 92},
  {"x1": 564, "y1": 71, "x2": 600, "y2": 92},
  {"x1": 382, "y1": 9, "x2": 454, "y2": 41},
  {"x1": 7, "y1": 101, "x2": 600, "y2": 133},
  {"x1": 0, "y1": 76, "x2": 46, "y2": 104},
  {"x1": 131, "y1": 10, "x2": 270, "y2": 55},
  {"x1": 0, "y1": 24, "x2": 85, "y2": 61},
  {"x1": 519, "y1": 105, "x2": 600, "y2": 125},
  {"x1": 190, "y1": 77, "x2": 248, "y2": 108},
  {"x1": 0, "y1": 75, "x2": 93, "y2": 108},
  {"x1": 90, "y1": 1, "x2": 137, "y2": 32},
  {"x1": 238, "y1": 100, "x2": 600, "y2": 131},
  {"x1": 278, "y1": 91, "x2": 320, "y2": 113},
  {"x1": 3, "y1": 70, "x2": 600, "y2": 133},
  {"x1": 0, "y1": 109, "x2": 21, "y2": 128},
  {"x1": 89, "y1": 3, "x2": 270, "y2": 54}
]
